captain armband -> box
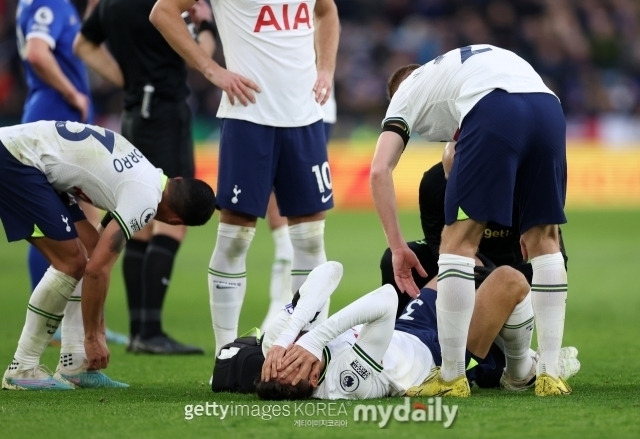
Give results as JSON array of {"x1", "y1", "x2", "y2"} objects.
[
  {"x1": 381, "y1": 124, "x2": 410, "y2": 148},
  {"x1": 99, "y1": 212, "x2": 113, "y2": 229}
]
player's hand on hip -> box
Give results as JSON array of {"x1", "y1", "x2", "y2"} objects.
[
  {"x1": 84, "y1": 335, "x2": 110, "y2": 371},
  {"x1": 313, "y1": 69, "x2": 333, "y2": 105},
  {"x1": 279, "y1": 345, "x2": 318, "y2": 386},
  {"x1": 216, "y1": 69, "x2": 260, "y2": 106},
  {"x1": 392, "y1": 247, "x2": 427, "y2": 298},
  {"x1": 261, "y1": 345, "x2": 287, "y2": 382}
]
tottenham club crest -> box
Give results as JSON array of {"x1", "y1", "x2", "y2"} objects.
[{"x1": 339, "y1": 370, "x2": 360, "y2": 393}]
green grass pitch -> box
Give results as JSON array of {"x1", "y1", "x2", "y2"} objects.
[{"x1": 1, "y1": 209, "x2": 639, "y2": 439}]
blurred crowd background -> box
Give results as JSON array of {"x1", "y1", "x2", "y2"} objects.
[{"x1": 2, "y1": 0, "x2": 640, "y2": 143}]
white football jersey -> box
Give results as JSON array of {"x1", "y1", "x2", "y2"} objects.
[
  {"x1": 312, "y1": 327, "x2": 434, "y2": 399},
  {"x1": 322, "y1": 88, "x2": 336, "y2": 124},
  {"x1": 0, "y1": 121, "x2": 164, "y2": 239},
  {"x1": 212, "y1": 0, "x2": 323, "y2": 126},
  {"x1": 383, "y1": 44, "x2": 556, "y2": 142}
]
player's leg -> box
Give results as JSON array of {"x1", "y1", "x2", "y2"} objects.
[
  {"x1": 0, "y1": 162, "x2": 82, "y2": 389},
  {"x1": 437, "y1": 219, "x2": 484, "y2": 382},
  {"x1": 276, "y1": 120, "x2": 332, "y2": 319},
  {"x1": 54, "y1": 216, "x2": 126, "y2": 387},
  {"x1": 210, "y1": 119, "x2": 271, "y2": 354},
  {"x1": 517, "y1": 91, "x2": 569, "y2": 395},
  {"x1": 122, "y1": 225, "x2": 152, "y2": 346},
  {"x1": 522, "y1": 224, "x2": 569, "y2": 395},
  {"x1": 129, "y1": 221, "x2": 204, "y2": 354},
  {"x1": 466, "y1": 266, "x2": 535, "y2": 390},
  {"x1": 398, "y1": 282, "x2": 471, "y2": 397},
  {"x1": 122, "y1": 98, "x2": 197, "y2": 353},
  {"x1": 261, "y1": 193, "x2": 294, "y2": 332},
  {"x1": 54, "y1": 277, "x2": 128, "y2": 389},
  {"x1": 438, "y1": 91, "x2": 530, "y2": 384},
  {"x1": 3, "y1": 236, "x2": 84, "y2": 390}
]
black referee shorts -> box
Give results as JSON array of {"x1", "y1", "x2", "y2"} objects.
[{"x1": 121, "y1": 99, "x2": 195, "y2": 178}]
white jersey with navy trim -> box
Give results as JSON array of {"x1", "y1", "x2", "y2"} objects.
[
  {"x1": 383, "y1": 44, "x2": 556, "y2": 142},
  {"x1": 312, "y1": 326, "x2": 434, "y2": 399},
  {"x1": 0, "y1": 121, "x2": 163, "y2": 239},
  {"x1": 211, "y1": 0, "x2": 322, "y2": 127}
]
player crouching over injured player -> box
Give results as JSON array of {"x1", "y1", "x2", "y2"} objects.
[{"x1": 252, "y1": 261, "x2": 579, "y2": 399}]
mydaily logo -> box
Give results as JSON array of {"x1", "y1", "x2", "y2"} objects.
[{"x1": 353, "y1": 397, "x2": 458, "y2": 428}]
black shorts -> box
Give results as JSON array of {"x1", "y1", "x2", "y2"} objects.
[{"x1": 121, "y1": 99, "x2": 194, "y2": 178}]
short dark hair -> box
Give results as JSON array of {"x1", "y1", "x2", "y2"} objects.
[
  {"x1": 255, "y1": 379, "x2": 314, "y2": 400},
  {"x1": 387, "y1": 64, "x2": 421, "y2": 100},
  {"x1": 167, "y1": 178, "x2": 216, "y2": 226}
]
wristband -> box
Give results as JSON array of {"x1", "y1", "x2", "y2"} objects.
[{"x1": 198, "y1": 20, "x2": 216, "y2": 37}]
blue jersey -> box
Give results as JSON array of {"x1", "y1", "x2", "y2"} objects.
[{"x1": 16, "y1": 0, "x2": 92, "y2": 123}]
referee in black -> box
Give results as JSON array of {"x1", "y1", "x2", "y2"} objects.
[{"x1": 74, "y1": 0, "x2": 216, "y2": 354}]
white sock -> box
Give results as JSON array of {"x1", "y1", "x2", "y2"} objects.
[
  {"x1": 531, "y1": 252, "x2": 567, "y2": 377},
  {"x1": 436, "y1": 254, "x2": 475, "y2": 381},
  {"x1": 500, "y1": 292, "x2": 535, "y2": 380},
  {"x1": 289, "y1": 220, "x2": 327, "y2": 294},
  {"x1": 208, "y1": 223, "x2": 255, "y2": 354},
  {"x1": 60, "y1": 280, "x2": 87, "y2": 371},
  {"x1": 261, "y1": 225, "x2": 293, "y2": 331},
  {"x1": 13, "y1": 267, "x2": 78, "y2": 370}
]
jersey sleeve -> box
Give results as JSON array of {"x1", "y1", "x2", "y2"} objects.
[
  {"x1": 109, "y1": 173, "x2": 163, "y2": 240},
  {"x1": 80, "y1": 2, "x2": 106, "y2": 44},
  {"x1": 295, "y1": 284, "x2": 398, "y2": 363},
  {"x1": 26, "y1": 0, "x2": 64, "y2": 48},
  {"x1": 382, "y1": 88, "x2": 413, "y2": 137}
]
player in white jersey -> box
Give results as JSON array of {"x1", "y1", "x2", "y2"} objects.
[
  {"x1": 370, "y1": 45, "x2": 569, "y2": 397},
  {"x1": 256, "y1": 261, "x2": 579, "y2": 400},
  {"x1": 150, "y1": 0, "x2": 340, "y2": 360},
  {"x1": 0, "y1": 120, "x2": 216, "y2": 390}
]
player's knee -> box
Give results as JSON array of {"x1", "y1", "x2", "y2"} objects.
[
  {"x1": 379, "y1": 284, "x2": 399, "y2": 315},
  {"x1": 289, "y1": 220, "x2": 324, "y2": 254},
  {"x1": 51, "y1": 250, "x2": 86, "y2": 280},
  {"x1": 521, "y1": 225, "x2": 560, "y2": 257},
  {"x1": 216, "y1": 223, "x2": 255, "y2": 259},
  {"x1": 494, "y1": 266, "x2": 529, "y2": 303}
]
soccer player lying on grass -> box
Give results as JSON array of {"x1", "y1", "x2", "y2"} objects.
[
  {"x1": 0, "y1": 121, "x2": 216, "y2": 390},
  {"x1": 257, "y1": 261, "x2": 579, "y2": 399}
]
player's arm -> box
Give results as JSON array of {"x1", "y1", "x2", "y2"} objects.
[
  {"x1": 262, "y1": 262, "x2": 343, "y2": 381},
  {"x1": 188, "y1": 0, "x2": 216, "y2": 58},
  {"x1": 279, "y1": 285, "x2": 398, "y2": 385},
  {"x1": 370, "y1": 127, "x2": 427, "y2": 298},
  {"x1": 313, "y1": 0, "x2": 339, "y2": 104},
  {"x1": 81, "y1": 219, "x2": 127, "y2": 370},
  {"x1": 150, "y1": 0, "x2": 260, "y2": 106},
  {"x1": 73, "y1": 34, "x2": 124, "y2": 87},
  {"x1": 23, "y1": 37, "x2": 89, "y2": 121},
  {"x1": 73, "y1": 3, "x2": 124, "y2": 87}
]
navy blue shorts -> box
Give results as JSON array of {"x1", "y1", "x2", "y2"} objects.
[
  {"x1": 217, "y1": 119, "x2": 333, "y2": 218},
  {"x1": 394, "y1": 288, "x2": 443, "y2": 365},
  {"x1": 446, "y1": 90, "x2": 567, "y2": 233},
  {"x1": 0, "y1": 141, "x2": 84, "y2": 242}
]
